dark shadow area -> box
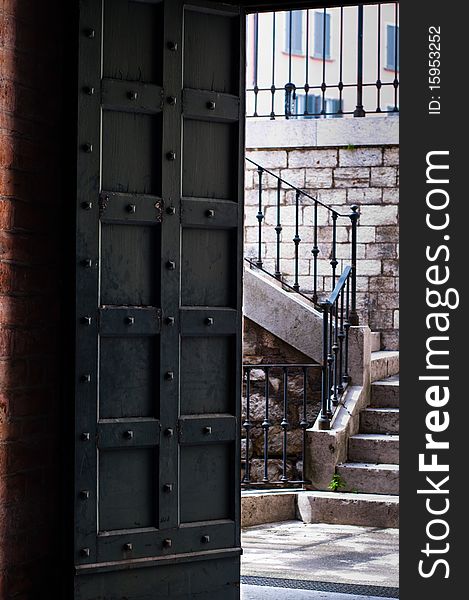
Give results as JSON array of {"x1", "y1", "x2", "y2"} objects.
[{"x1": 0, "y1": 1, "x2": 71, "y2": 596}]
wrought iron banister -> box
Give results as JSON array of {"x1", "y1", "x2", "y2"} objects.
[
  {"x1": 241, "y1": 267, "x2": 354, "y2": 486},
  {"x1": 328, "y1": 264, "x2": 351, "y2": 305},
  {"x1": 243, "y1": 161, "x2": 359, "y2": 484},
  {"x1": 245, "y1": 156, "x2": 359, "y2": 324},
  {"x1": 318, "y1": 265, "x2": 353, "y2": 430}
]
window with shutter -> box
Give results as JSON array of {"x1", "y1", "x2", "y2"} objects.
[
  {"x1": 387, "y1": 24, "x2": 399, "y2": 70},
  {"x1": 313, "y1": 11, "x2": 331, "y2": 59},
  {"x1": 285, "y1": 11, "x2": 304, "y2": 55}
]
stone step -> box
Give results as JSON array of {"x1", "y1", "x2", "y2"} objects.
[
  {"x1": 241, "y1": 490, "x2": 297, "y2": 527},
  {"x1": 370, "y1": 331, "x2": 381, "y2": 353},
  {"x1": 336, "y1": 462, "x2": 399, "y2": 495},
  {"x1": 349, "y1": 434, "x2": 399, "y2": 464},
  {"x1": 371, "y1": 350, "x2": 399, "y2": 382},
  {"x1": 360, "y1": 407, "x2": 399, "y2": 435},
  {"x1": 371, "y1": 376, "x2": 400, "y2": 408},
  {"x1": 297, "y1": 490, "x2": 399, "y2": 528}
]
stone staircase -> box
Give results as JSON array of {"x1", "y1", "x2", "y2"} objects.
[
  {"x1": 337, "y1": 374, "x2": 399, "y2": 496},
  {"x1": 297, "y1": 355, "x2": 399, "y2": 529}
]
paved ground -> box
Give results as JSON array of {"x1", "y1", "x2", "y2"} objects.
[{"x1": 241, "y1": 520, "x2": 399, "y2": 598}]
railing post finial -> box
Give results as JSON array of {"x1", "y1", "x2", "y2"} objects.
[
  {"x1": 319, "y1": 301, "x2": 331, "y2": 430},
  {"x1": 349, "y1": 205, "x2": 360, "y2": 326}
]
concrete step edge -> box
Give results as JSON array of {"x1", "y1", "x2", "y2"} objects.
[
  {"x1": 371, "y1": 351, "x2": 400, "y2": 360},
  {"x1": 350, "y1": 433, "x2": 399, "y2": 441},
  {"x1": 362, "y1": 407, "x2": 399, "y2": 414},
  {"x1": 298, "y1": 490, "x2": 399, "y2": 503},
  {"x1": 372, "y1": 379, "x2": 399, "y2": 387},
  {"x1": 297, "y1": 490, "x2": 399, "y2": 527},
  {"x1": 338, "y1": 462, "x2": 399, "y2": 471}
]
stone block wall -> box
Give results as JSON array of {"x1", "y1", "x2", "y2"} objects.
[
  {"x1": 242, "y1": 318, "x2": 322, "y2": 484},
  {"x1": 245, "y1": 139, "x2": 399, "y2": 350}
]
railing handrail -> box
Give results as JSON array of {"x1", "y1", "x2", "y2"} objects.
[
  {"x1": 324, "y1": 265, "x2": 352, "y2": 307},
  {"x1": 246, "y1": 157, "x2": 349, "y2": 217}
]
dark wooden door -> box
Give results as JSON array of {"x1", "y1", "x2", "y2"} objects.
[{"x1": 72, "y1": 1, "x2": 244, "y2": 597}]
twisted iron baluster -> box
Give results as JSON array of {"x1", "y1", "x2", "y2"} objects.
[
  {"x1": 338, "y1": 7, "x2": 344, "y2": 115},
  {"x1": 312, "y1": 200, "x2": 319, "y2": 304},
  {"x1": 280, "y1": 367, "x2": 289, "y2": 481},
  {"x1": 300, "y1": 366, "x2": 309, "y2": 483},
  {"x1": 349, "y1": 205, "x2": 359, "y2": 325},
  {"x1": 285, "y1": 11, "x2": 294, "y2": 119},
  {"x1": 319, "y1": 302, "x2": 331, "y2": 430},
  {"x1": 262, "y1": 367, "x2": 271, "y2": 483},
  {"x1": 327, "y1": 306, "x2": 334, "y2": 418},
  {"x1": 253, "y1": 14, "x2": 259, "y2": 117},
  {"x1": 304, "y1": 10, "x2": 310, "y2": 117},
  {"x1": 330, "y1": 212, "x2": 338, "y2": 289},
  {"x1": 376, "y1": 3, "x2": 382, "y2": 112},
  {"x1": 275, "y1": 179, "x2": 282, "y2": 279},
  {"x1": 332, "y1": 298, "x2": 339, "y2": 406},
  {"x1": 270, "y1": 13, "x2": 276, "y2": 120},
  {"x1": 293, "y1": 189, "x2": 301, "y2": 292},
  {"x1": 337, "y1": 286, "x2": 346, "y2": 395},
  {"x1": 321, "y1": 8, "x2": 327, "y2": 116},
  {"x1": 344, "y1": 278, "x2": 351, "y2": 385},
  {"x1": 243, "y1": 367, "x2": 253, "y2": 484},
  {"x1": 256, "y1": 167, "x2": 264, "y2": 268},
  {"x1": 354, "y1": 5, "x2": 366, "y2": 117}
]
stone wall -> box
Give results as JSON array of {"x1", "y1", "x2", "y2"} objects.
[
  {"x1": 242, "y1": 318, "x2": 322, "y2": 484},
  {"x1": 245, "y1": 118, "x2": 399, "y2": 351}
]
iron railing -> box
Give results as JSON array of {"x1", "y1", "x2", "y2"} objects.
[
  {"x1": 247, "y1": 3, "x2": 399, "y2": 119},
  {"x1": 242, "y1": 363, "x2": 320, "y2": 487},
  {"x1": 245, "y1": 157, "x2": 359, "y2": 325},
  {"x1": 241, "y1": 269, "x2": 353, "y2": 486},
  {"x1": 243, "y1": 157, "x2": 358, "y2": 485}
]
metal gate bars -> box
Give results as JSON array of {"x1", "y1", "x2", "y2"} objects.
[
  {"x1": 242, "y1": 364, "x2": 319, "y2": 487},
  {"x1": 246, "y1": 3, "x2": 399, "y2": 119}
]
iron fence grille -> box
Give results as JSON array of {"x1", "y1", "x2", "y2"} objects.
[{"x1": 246, "y1": 2, "x2": 399, "y2": 119}]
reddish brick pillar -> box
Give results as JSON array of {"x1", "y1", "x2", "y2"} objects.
[{"x1": 0, "y1": 1, "x2": 63, "y2": 595}]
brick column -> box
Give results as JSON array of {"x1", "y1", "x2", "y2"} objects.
[{"x1": 0, "y1": 1, "x2": 63, "y2": 595}]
